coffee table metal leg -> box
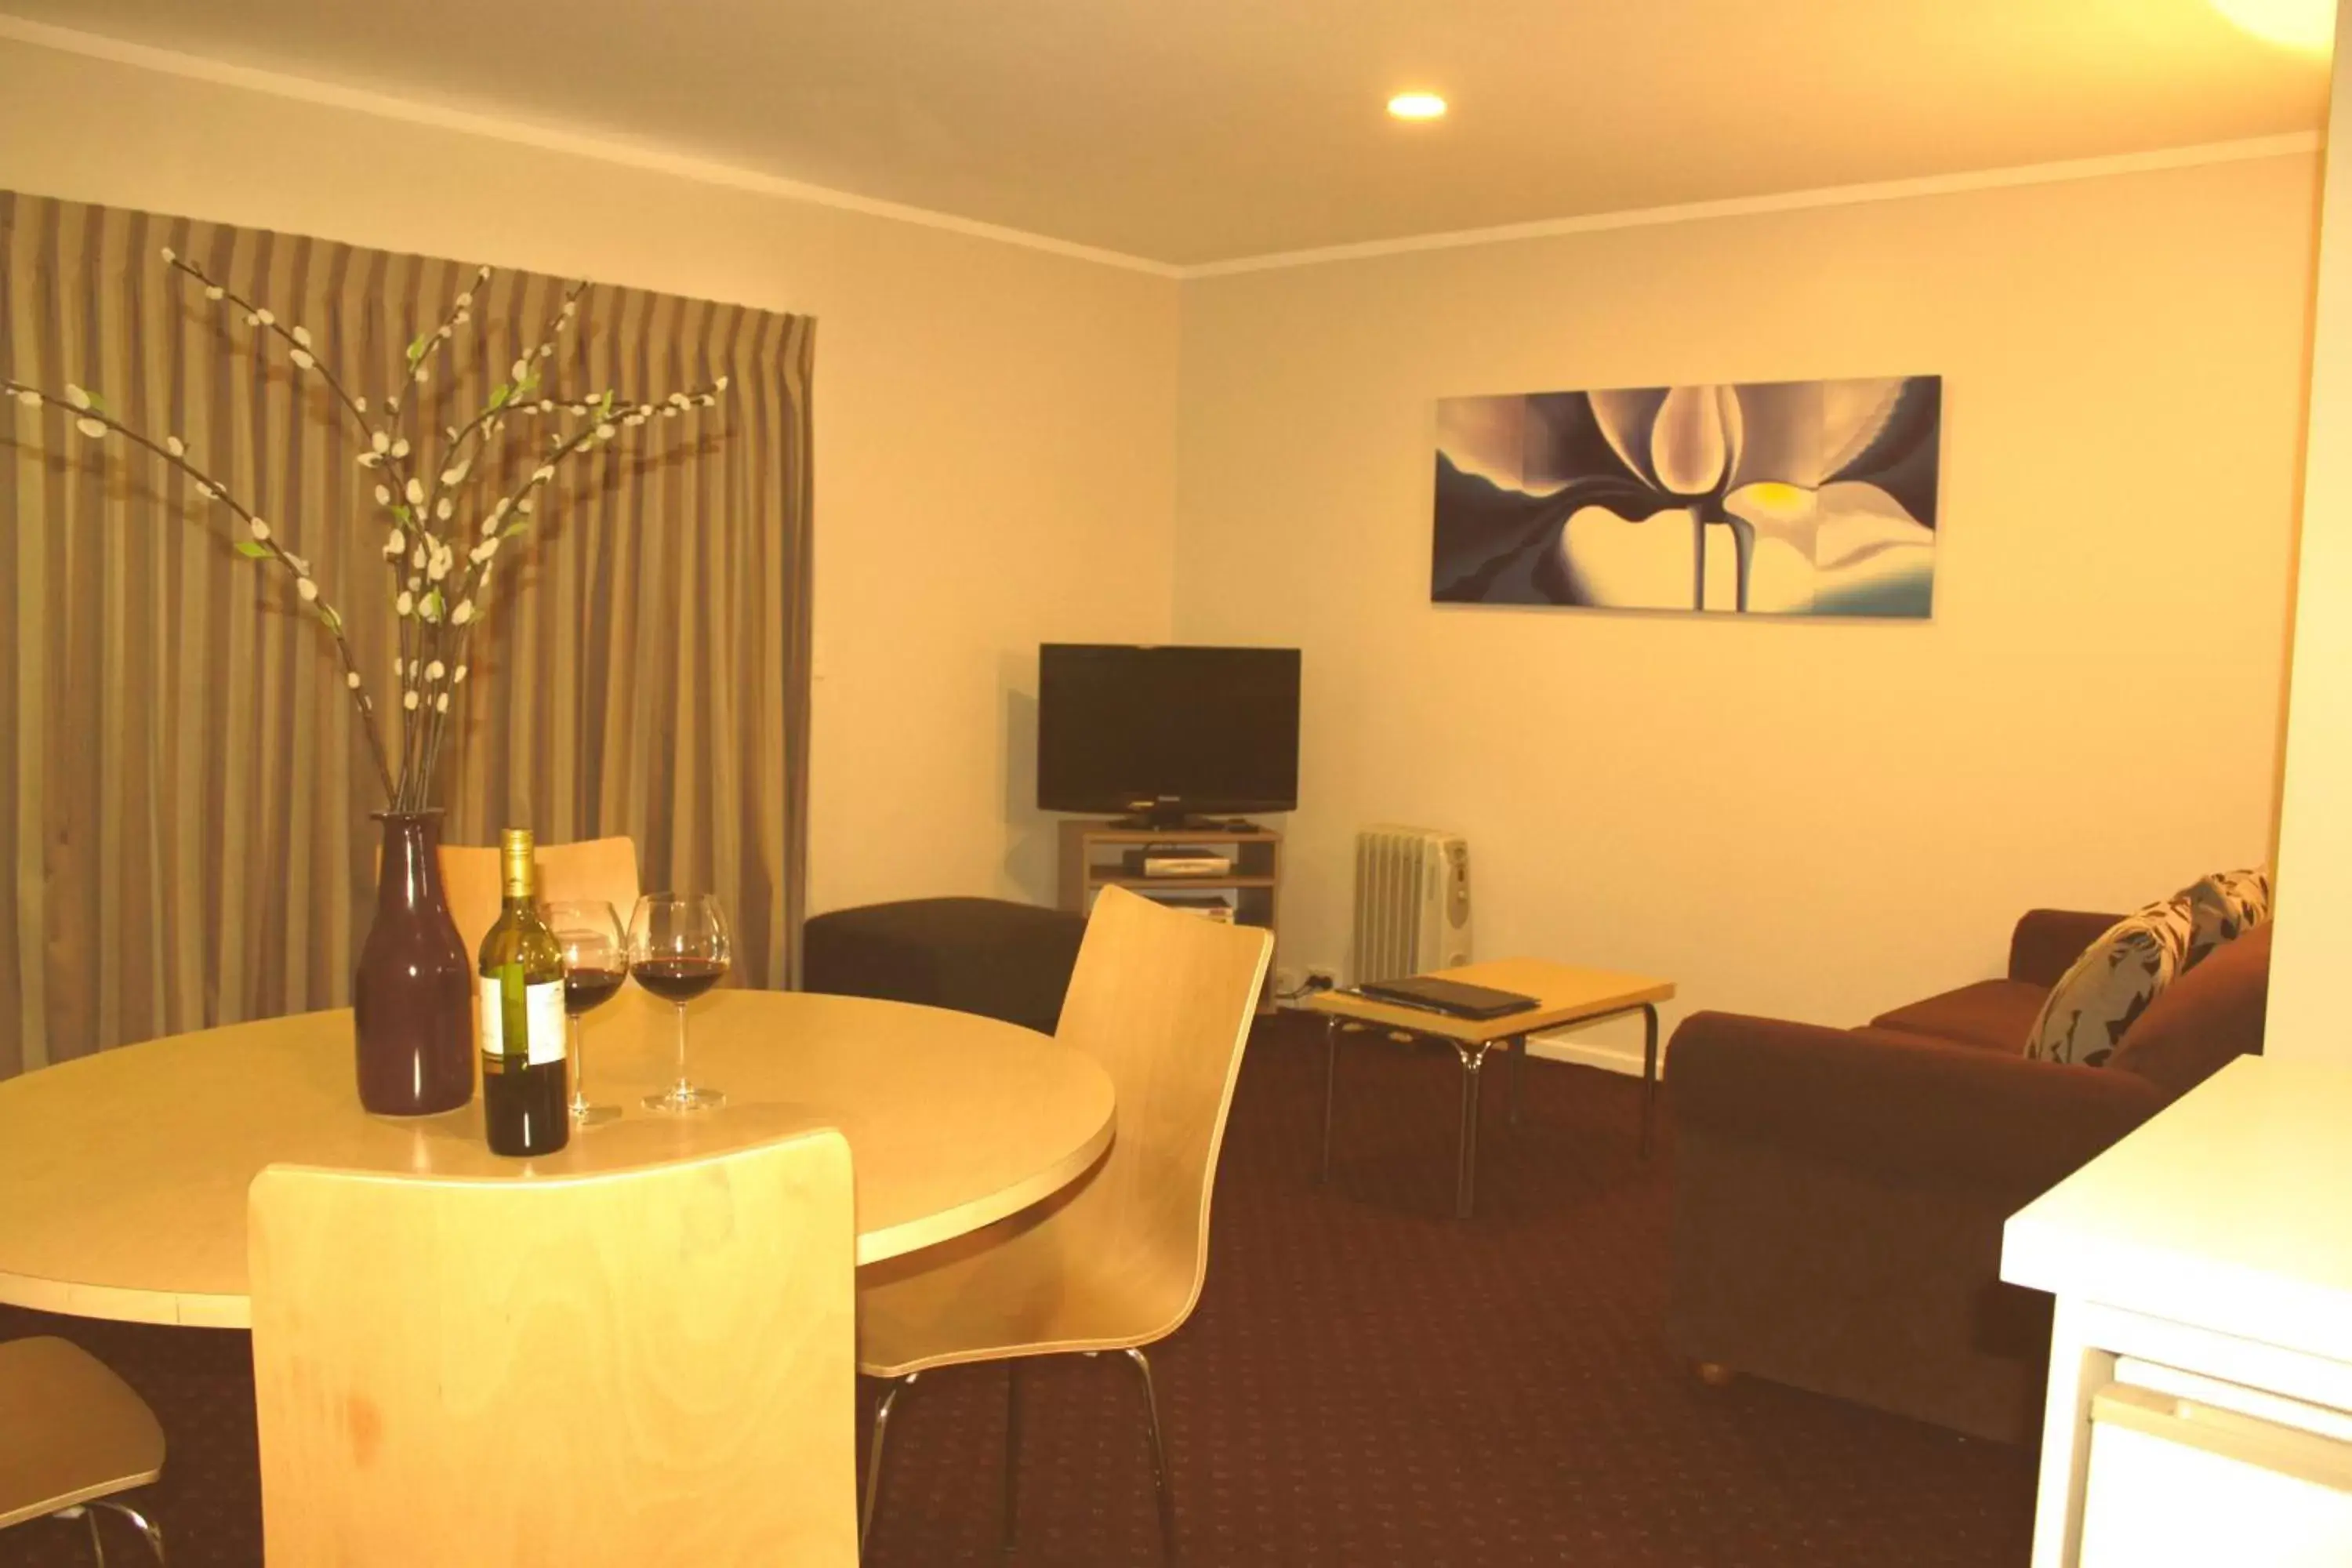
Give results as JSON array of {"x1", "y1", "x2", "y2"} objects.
[
  {"x1": 1318, "y1": 1013, "x2": 1338, "y2": 1185},
  {"x1": 1507, "y1": 1031, "x2": 1524, "y2": 1127},
  {"x1": 1454, "y1": 1041, "x2": 1491, "y2": 1219},
  {"x1": 1640, "y1": 1003, "x2": 1660, "y2": 1160}
]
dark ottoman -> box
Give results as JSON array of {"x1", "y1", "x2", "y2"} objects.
[{"x1": 800, "y1": 897, "x2": 1087, "y2": 1036}]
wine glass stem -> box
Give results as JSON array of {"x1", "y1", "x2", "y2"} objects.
[
  {"x1": 674, "y1": 1002, "x2": 691, "y2": 1097},
  {"x1": 568, "y1": 1013, "x2": 587, "y2": 1116}
]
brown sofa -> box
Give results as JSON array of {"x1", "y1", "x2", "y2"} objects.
[{"x1": 1665, "y1": 909, "x2": 2272, "y2": 1443}]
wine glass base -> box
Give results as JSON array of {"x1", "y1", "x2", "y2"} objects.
[
  {"x1": 642, "y1": 1084, "x2": 726, "y2": 1112},
  {"x1": 571, "y1": 1100, "x2": 623, "y2": 1127}
]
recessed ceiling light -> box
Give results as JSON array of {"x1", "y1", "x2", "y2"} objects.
[
  {"x1": 1387, "y1": 92, "x2": 1447, "y2": 122},
  {"x1": 2209, "y1": 0, "x2": 2334, "y2": 51}
]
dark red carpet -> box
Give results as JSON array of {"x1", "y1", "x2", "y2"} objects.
[{"x1": 2, "y1": 1012, "x2": 2037, "y2": 1566}]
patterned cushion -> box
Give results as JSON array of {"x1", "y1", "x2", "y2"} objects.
[
  {"x1": 2179, "y1": 866, "x2": 2273, "y2": 969},
  {"x1": 2024, "y1": 897, "x2": 2196, "y2": 1068}
]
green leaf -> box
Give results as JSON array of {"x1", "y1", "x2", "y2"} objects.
[
  {"x1": 319, "y1": 606, "x2": 343, "y2": 633},
  {"x1": 517, "y1": 374, "x2": 540, "y2": 398},
  {"x1": 84, "y1": 389, "x2": 108, "y2": 414},
  {"x1": 406, "y1": 334, "x2": 429, "y2": 365},
  {"x1": 501, "y1": 520, "x2": 531, "y2": 539},
  {"x1": 597, "y1": 388, "x2": 615, "y2": 418},
  {"x1": 234, "y1": 539, "x2": 270, "y2": 559},
  {"x1": 390, "y1": 503, "x2": 412, "y2": 524},
  {"x1": 422, "y1": 588, "x2": 444, "y2": 622},
  {"x1": 487, "y1": 383, "x2": 511, "y2": 412}
]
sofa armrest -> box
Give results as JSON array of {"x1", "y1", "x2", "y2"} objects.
[
  {"x1": 2008, "y1": 909, "x2": 2125, "y2": 987},
  {"x1": 1668, "y1": 1011, "x2": 2163, "y2": 1194}
]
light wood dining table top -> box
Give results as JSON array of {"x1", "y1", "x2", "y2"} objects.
[{"x1": 0, "y1": 986, "x2": 1116, "y2": 1328}]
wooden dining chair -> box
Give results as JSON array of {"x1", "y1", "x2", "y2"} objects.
[
  {"x1": 438, "y1": 833, "x2": 642, "y2": 955},
  {"x1": 0, "y1": 1336, "x2": 166, "y2": 1563},
  {"x1": 248, "y1": 1123, "x2": 859, "y2": 1567},
  {"x1": 854, "y1": 884, "x2": 1273, "y2": 1562}
]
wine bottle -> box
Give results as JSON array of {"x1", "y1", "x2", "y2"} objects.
[{"x1": 477, "y1": 827, "x2": 571, "y2": 1156}]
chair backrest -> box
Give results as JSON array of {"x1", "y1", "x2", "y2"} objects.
[
  {"x1": 1048, "y1": 884, "x2": 1272, "y2": 1337},
  {"x1": 249, "y1": 1125, "x2": 858, "y2": 1568},
  {"x1": 438, "y1": 835, "x2": 642, "y2": 958}
]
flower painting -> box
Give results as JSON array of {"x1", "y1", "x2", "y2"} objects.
[{"x1": 1432, "y1": 375, "x2": 1942, "y2": 618}]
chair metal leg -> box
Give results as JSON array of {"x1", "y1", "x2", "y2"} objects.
[
  {"x1": 82, "y1": 1505, "x2": 108, "y2": 1568},
  {"x1": 861, "y1": 1372, "x2": 916, "y2": 1556},
  {"x1": 1002, "y1": 1359, "x2": 1023, "y2": 1554},
  {"x1": 88, "y1": 1501, "x2": 164, "y2": 1566},
  {"x1": 1121, "y1": 1348, "x2": 1178, "y2": 1564},
  {"x1": 1640, "y1": 1003, "x2": 1660, "y2": 1160},
  {"x1": 1316, "y1": 1014, "x2": 1338, "y2": 1184}
]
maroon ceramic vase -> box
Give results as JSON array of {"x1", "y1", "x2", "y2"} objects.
[{"x1": 353, "y1": 810, "x2": 474, "y2": 1116}]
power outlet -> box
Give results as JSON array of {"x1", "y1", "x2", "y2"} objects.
[
  {"x1": 1304, "y1": 965, "x2": 1340, "y2": 993},
  {"x1": 1272, "y1": 967, "x2": 1302, "y2": 998}
]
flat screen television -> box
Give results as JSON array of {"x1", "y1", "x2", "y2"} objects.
[{"x1": 1036, "y1": 644, "x2": 1301, "y2": 825}]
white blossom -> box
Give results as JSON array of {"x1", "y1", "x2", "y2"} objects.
[
  {"x1": 456, "y1": 292, "x2": 474, "y2": 309},
  {"x1": 354, "y1": 396, "x2": 368, "y2": 413},
  {"x1": 452, "y1": 664, "x2": 469, "y2": 684},
  {"x1": 396, "y1": 591, "x2": 415, "y2": 617},
  {"x1": 470, "y1": 537, "x2": 499, "y2": 564},
  {"x1": 538, "y1": 344, "x2": 554, "y2": 359},
  {"x1": 390, "y1": 438, "x2": 410, "y2": 459},
  {"x1": 596, "y1": 423, "x2": 615, "y2": 441},
  {"x1": 166, "y1": 436, "x2": 187, "y2": 456},
  {"x1": 296, "y1": 578, "x2": 318, "y2": 602},
  {"x1": 668, "y1": 392, "x2": 688, "y2": 408},
  {"x1": 346, "y1": 671, "x2": 362, "y2": 689},
  {"x1": 289, "y1": 350, "x2": 315, "y2": 371},
  {"x1": 716, "y1": 376, "x2": 730, "y2": 391},
  {"x1": 383, "y1": 528, "x2": 405, "y2": 556},
  {"x1": 205, "y1": 286, "x2": 225, "y2": 302},
  {"x1": 435, "y1": 693, "x2": 449, "y2": 713},
  {"x1": 248, "y1": 518, "x2": 270, "y2": 543},
  {"x1": 412, "y1": 546, "x2": 426, "y2": 569},
  {"x1": 372, "y1": 431, "x2": 390, "y2": 454},
  {"x1": 437, "y1": 325, "x2": 452, "y2": 341},
  {"x1": 451, "y1": 601, "x2": 475, "y2": 626},
  {"x1": 256, "y1": 309, "x2": 275, "y2": 327},
  {"x1": 516, "y1": 497, "x2": 534, "y2": 515},
  {"x1": 426, "y1": 659, "x2": 445, "y2": 681},
  {"x1": 532, "y1": 465, "x2": 555, "y2": 485},
  {"x1": 435, "y1": 497, "x2": 455, "y2": 521},
  {"x1": 662, "y1": 405, "x2": 679, "y2": 418},
  {"x1": 412, "y1": 366, "x2": 430, "y2": 385},
  {"x1": 510, "y1": 358, "x2": 530, "y2": 383},
  {"x1": 403, "y1": 691, "x2": 419, "y2": 711},
  {"x1": 405, "y1": 477, "x2": 424, "y2": 506},
  {"x1": 291, "y1": 325, "x2": 312, "y2": 348},
  {"x1": 65, "y1": 384, "x2": 92, "y2": 411},
  {"x1": 159, "y1": 246, "x2": 176, "y2": 263},
  {"x1": 394, "y1": 657, "x2": 405, "y2": 677},
  {"x1": 357, "y1": 452, "x2": 381, "y2": 470},
  {"x1": 75, "y1": 417, "x2": 105, "y2": 439},
  {"x1": 374, "y1": 485, "x2": 392, "y2": 506},
  {"x1": 440, "y1": 461, "x2": 469, "y2": 485},
  {"x1": 476, "y1": 265, "x2": 492, "y2": 281}
]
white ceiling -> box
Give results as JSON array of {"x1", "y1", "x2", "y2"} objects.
[{"x1": 4, "y1": 0, "x2": 2331, "y2": 266}]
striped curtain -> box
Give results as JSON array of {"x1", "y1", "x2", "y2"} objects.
[{"x1": 0, "y1": 192, "x2": 814, "y2": 1077}]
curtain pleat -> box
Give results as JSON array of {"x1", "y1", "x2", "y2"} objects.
[{"x1": 0, "y1": 191, "x2": 814, "y2": 1077}]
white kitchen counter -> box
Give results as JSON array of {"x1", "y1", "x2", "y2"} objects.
[{"x1": 2002, "y1": 1055, "x2": 2352, "y2": 1566}]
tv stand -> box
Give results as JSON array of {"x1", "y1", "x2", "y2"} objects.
[
  {"x1": 1107, "y1": 811, "x2": 1261, "y2": 833},
  {"x1": 1057, "y1": 820, "x2": 1281, "y2": 1004}
]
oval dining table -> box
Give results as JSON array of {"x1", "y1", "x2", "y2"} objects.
[{"x1": 0, "y1": 985, "x2": 1116, "y2": 1327}]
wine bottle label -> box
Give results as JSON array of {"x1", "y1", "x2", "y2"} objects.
[{"x1": 478, "y1": 978, "x2": 566, "y2": 1067}]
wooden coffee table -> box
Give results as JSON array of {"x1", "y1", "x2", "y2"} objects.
[{"x1": 1303, "y1": 958, "x2": 1675, "y2": 1218}]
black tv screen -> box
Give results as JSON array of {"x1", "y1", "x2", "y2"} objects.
[{"x1": 1037, "y1": 644, "x2": 1301, "y2": 819}]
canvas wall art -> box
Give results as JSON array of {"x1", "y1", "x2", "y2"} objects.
[{"x1": 1432, "y1": 375, "x2": 1942, "y2": 618}]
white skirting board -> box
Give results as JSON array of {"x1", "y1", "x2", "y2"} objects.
[{"x1": 1528, "y1": 1015, "x2": 1657, "y2": 1078}]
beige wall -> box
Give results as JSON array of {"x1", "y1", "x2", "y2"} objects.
[
  {"x1": 1175, "y1": 157, "x2": 2315, "y2": 1051},
  {"x1": 0, "y1": 36, "x2": 1181, "y2": 917},
  {"x1": 2268, "y1": 0, "x2": 2352, "y2": 1064}
]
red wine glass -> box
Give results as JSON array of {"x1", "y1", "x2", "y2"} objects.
[
  {"x1": 628, "y1": 892, "x2": 731, "y2": 1112},
  {"x1": 546, "y1": 898, "x2": 626, "y2": 1127}
]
